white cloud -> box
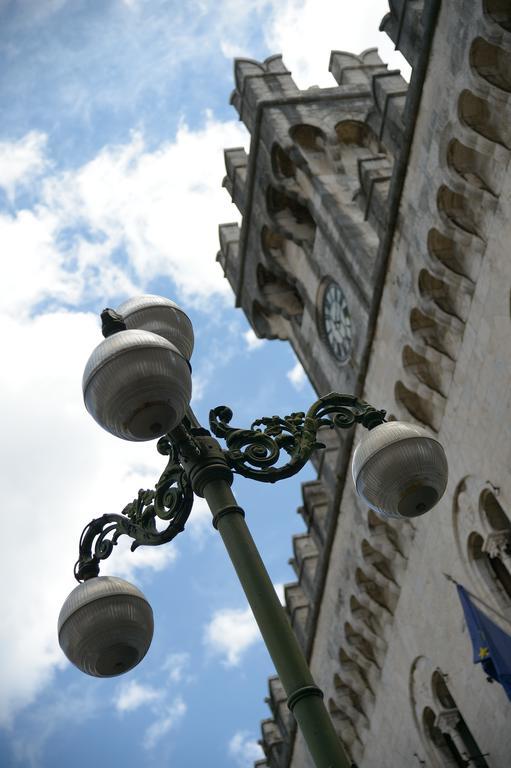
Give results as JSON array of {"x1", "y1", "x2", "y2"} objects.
[
  {"x1": 286, "y1": 360, "x2": 307, "y2": 391},
  {"x1": 243, "y1": 328, "x2": 265, "y2": 352},
  {"x1": 162, "y1": 652, "x2": 191, "y2": 684},
  {"x1": 102, "y1": 535, "x2": 179, "y2": 583},
  {"x1": 187, "y1": 496, "x2": 214, "y2": 548},
  {"x1": 114, "y1": 679, "x2": 164, "y2": 713},
  {"x1": 0, "y1": 0, "x2": 411, "y2": 735},
  {"x1": 228, "y1": 731, "x2": 264, "y2": 767},
  {"x1": 265, "y1": 0, "x2": 410, "y2": 88},
  {"x1": 1, "y1": 117, "x2": 247, "y2": 320},
  {"x1": 0, "y1": 131, "x2": 48, "y2": 200},
  {"x1": 0, "y1": 309, "x2": 172, "y2": 726},
  {"x1": 143, "y1": 696, "x2": 187, "y2": 750},
  {"x1": 203, "y1": 605, "x2": 260, "y2": 667}
]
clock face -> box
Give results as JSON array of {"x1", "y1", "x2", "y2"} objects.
[{"x1": 321, "y1": 280, "x2": 352, "y2": 363}]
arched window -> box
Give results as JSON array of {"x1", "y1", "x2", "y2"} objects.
[
  {"x1": 458, "y1": 90, "x2": 509, "y2": 149},
  {"x1": 437, "y1": 186, "x2": 479, "y2": 237},
  {"x1": 429, "y1": 673, "x2": 490, "y2": 768},
  {"x1": 480, "y1": 491, "x2": 511, "y2": 599},
  {"x1": 270, "y1": 143, "x2": 295, "y2": 179},
  {"x1": 266, "y1": 185, "x2": 316, "y2": 246},
  {"x1": 289, "y1": 123, "x2": 325, "y2": 151},
  {"x1": 470, "y1": 37, "x2": 511, "y2": 93},
  {"x1": 256, "y1": 263, "x2": 304, "y2": 318},
  {"x1": 334, "y1": 120, "x2": 382, "y2": 180},
  {"x1": 446, "y1": 139, "x2": 496, "y2": 195},
  {"x1": 423, "y1": 706, "x2": 466, "y2": 767}
]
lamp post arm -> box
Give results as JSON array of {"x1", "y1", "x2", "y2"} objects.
[{"x1": 209, "y1": 392, "x2": 386, "y2": 483}]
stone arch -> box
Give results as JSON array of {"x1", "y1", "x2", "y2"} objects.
[
  {"x1": 270, "y1": 143, "x2": 295, "y2": 179},
  {"x1": 437, "y1": 185, "x2": 481, "y2": 238},
  {"x1": 251, "y1": 299, "x2": 289, "y2": 342},
  {"x1": 266, "y1": 185, "x2": 316, "y2": 246},
  {"x1": 332, "y1": 673, "x2": 369, "y2": 724},
  {"x1": 339, "y1": 647, "x2": 376, "y2": 700},
  {"x1": 483, "y1": 0, "x2": 511, "y2": 31},
  {"x1": 334, "y1": 120, "x2": 383, "y2": 180},
  {"x1": 470, "y1": 37, "x2": 511, "y2": 93},
  {"x1": 453, "y1": 478, "x2": 511, "y2": 607},
  {"x1": 366, "y1": 509, "x2": 409, "y2": 558},
  {"x1": 431, "y1": 674, "x2": 490, "y2": 767},
  {"x1": 427, "y1": 228, "x2": 481, "y2": 283},
  {"x1": 349, "y1": 594, "x2": 381, "y2": 635},
  {"x1": 431, "y1": 671, "x2": 456, "y2": 710},
  {"x1": 402, "y1": 344, "x2": 451, "y2": 397},
  {"x1": 394, "y1": 380, "x2": 442, "y2": 432},
  {"x1": 289, "y1": 123, "x2": 326, "y2": 151},
  {"x1": 422, "y1": 706, "x2": 466, "y2": 767},
  {"x1": 361, "y1": 538, "x2": 397, "y2": 584},
  {"x1": 256, "y1": 263, "x2": 304, "y2": 319},
  {"x1": 260, "y1": 225, "x2": 284, "y2": 254},
  {"x1": 327, "y1": 698, "x2": 360, "y2": 758},
  {"x1": 446, "y1": 139, "x2": 498, "y2": 195},
  {"x1": 478, "y1": 491, "x2": 511, "y2": 599},
  {"x1": 409, "y1": 307, "x2": 462, "y2": 361},
  {"x1": 468, "y1": 531, "x2": 506, "y2": 599},
  {"x1": 458, "y1": 90, "x2": 510, "y2": 148},
  {"x1": 344, "y1": 622, "x2": 381, "y2": 668},
  {"x1": 260, "y1": 225, "x2": 294, "y2": 280},
  {"x1": 335, "y1": 119, "x2": 380, "y2": 152},
  {"x1": 481, "y1": 489, "x2": 510, "y2": 531},
  {"x1": 355, "y1": 566, "x2": 397, "y2": 615},
  {"x1": 418, "y1": 268, "x2": 469, "y2": 322}
]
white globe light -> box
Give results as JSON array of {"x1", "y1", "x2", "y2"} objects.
[
  {"x1": 351, "y1": 421, "x2": 448, "y2": 520},
  {"x1": 116, "y1": 294, "x2": 194, "y2": 361},
  {"x1": 58, "y1": 576, "x2": 154, "y2": 677},
  {"x1": 83, "y1": 329, "x2": 192, "y2": 441}
]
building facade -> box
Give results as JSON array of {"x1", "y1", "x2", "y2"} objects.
[{"x1": 218, "y1": 1, "x2": 511, "y2": 765}]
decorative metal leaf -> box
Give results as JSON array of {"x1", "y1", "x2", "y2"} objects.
[{"x1": 209, "y1": 392, "x2": 385, "y2": 483}]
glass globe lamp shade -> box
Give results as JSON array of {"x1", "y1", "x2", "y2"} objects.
[
  {"x1": 58, "y1": 576, "x2": 154, "y2": 677},
  {"x1": 83, "y1": 329, "x2": 192, "y2": 441},
  {"x1": 351, "y1": 421, "x2": 448, "y2": 520},
  {"x1": 116, "y1": 295, "x2": 194, "y2": 361}
]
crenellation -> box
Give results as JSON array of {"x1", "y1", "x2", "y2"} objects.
[
  {"x1": 328, "y1": 49, "x2": 388, "y2": 87},
  {"x1": 379, "y1": 0, "x2": 425, "y2": 68},
  {"x1": 230, "y1": 55, "x2": 299, "y2": 134},
  {"x1": 289, "y1": 537, "x2": 319, "y2": 615},
  {"x1": 223, "y1": 147, "x2": 249, "y2": 214},
  {"x1": 217, "y1": 222, "x2": 240, "y2": 295},
  {"x1": 367, "y1": 69, "x2": 408, "y2": 155},
  {"x1": 283, "y1": 582, "x2": 309, "y2": 650}
]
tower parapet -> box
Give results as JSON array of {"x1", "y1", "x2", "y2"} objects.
[
  {"x1": 329, "y1": 48, "x2": 408, "y2": 157},
  {"x1": 379, "y1": 0, "x2": 426, "y2": 67},
  {"x1": 222, "y1": 147, "x2": 248, "y2": 215},
  {"x1": 230, "y1": 55, "x2": 300, "y2": 134},
  {"x1": 217, "y1": 222, "x2": 240, "y2": 296}
]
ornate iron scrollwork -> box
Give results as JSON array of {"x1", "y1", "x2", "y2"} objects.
[
  {"x1": 74, "y1": 438, "x2": 193, "y2": 581},
  {"x1": 209, "y1": 392, "x2": 386, "y2": 483},
  {"x1": 74, "y1": 394, "x2": 385, "y2": 579}
]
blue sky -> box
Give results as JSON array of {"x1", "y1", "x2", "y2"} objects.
[{"x1": 0, "y1": 2, "x2": 406, "y2": 767}]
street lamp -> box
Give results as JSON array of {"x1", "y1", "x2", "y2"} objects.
[{"x1": 58, "y1": 295, "x2": 448, "y2": 768}]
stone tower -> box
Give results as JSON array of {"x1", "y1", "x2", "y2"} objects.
[{"x1": 218, "y1": 1, "x2": 511, "y2": 766}]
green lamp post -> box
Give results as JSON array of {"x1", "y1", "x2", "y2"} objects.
[{"x1": 58, "y1": 295, "x2": 449, "y2": 768}]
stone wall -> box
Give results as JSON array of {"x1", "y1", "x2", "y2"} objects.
[{"x1": 218, "y1": 0, "x2": 511, "y2": 765}]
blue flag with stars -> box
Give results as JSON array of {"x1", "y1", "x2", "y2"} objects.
[{"x1": 457, "y1": 584, "x2": 511, "y2": 701}]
